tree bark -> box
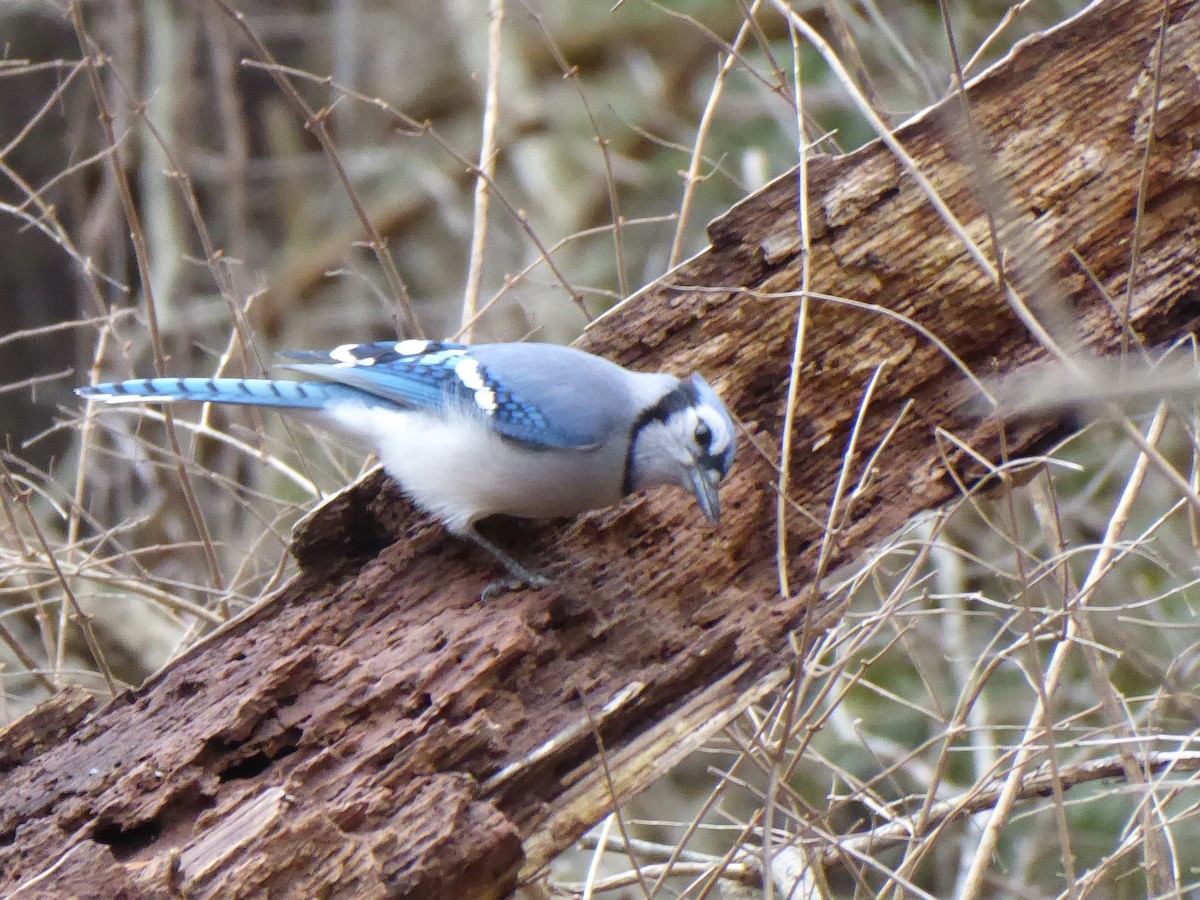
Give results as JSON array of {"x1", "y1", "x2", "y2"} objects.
[{"x1": 4, "y1": 0, "x2": 1200, "y2": 895}]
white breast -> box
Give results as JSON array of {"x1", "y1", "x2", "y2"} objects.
[{"x1": 326, "y1": 404, "x2": 625, "y2": 533}]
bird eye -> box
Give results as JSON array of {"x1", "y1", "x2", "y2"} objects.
[{"x1": 694, "y1": 421, "x2": 711, "y2": 446}]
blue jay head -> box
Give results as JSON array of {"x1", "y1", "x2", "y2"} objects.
[{"x1": 628, "y1": 373, "x2": 737, "y2": 523}]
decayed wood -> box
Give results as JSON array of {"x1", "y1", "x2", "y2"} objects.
[{"x1": 3, "y1": 0, "x2": 1200, "y2": 895}]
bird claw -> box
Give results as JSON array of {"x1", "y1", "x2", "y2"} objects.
[
  {"x1": 465, "y1": 527, "x2": 552, "y2": 602},
  {"x1": 480, "y1": 573, "x2": 553, "y2": 603}
]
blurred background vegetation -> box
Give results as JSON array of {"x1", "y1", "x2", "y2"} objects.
[{"x1": 5, "y1": 0, "x2": 1198, "y2": 896}]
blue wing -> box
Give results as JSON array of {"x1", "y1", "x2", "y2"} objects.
[{"x1": 278, "y1": 340, "x2": 596, "y2": 450}]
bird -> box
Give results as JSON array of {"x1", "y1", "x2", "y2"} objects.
[{"x1": 77, "y1": 340, "x2": 738, "y2": 594}]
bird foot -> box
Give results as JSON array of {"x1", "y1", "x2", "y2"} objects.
[{"x1": 480, "y1": 572, "x2": 553, "y2": 603}]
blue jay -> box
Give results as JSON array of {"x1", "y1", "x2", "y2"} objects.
[{"x1": 78, "y1": 340, "x2": 737, "y2": 590}]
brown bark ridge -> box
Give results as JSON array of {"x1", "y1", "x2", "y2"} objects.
[{"x1": 5, "y1": 0, "x2": 1200, "y2": 895}]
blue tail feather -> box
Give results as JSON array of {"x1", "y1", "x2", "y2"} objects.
[{"x1": 75, "y1": 377, "x2": 370, "y2": 410}]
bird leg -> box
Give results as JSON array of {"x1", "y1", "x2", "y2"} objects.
[{"x1": 463, "y1": 528, "x2": 552, "y2": 601}]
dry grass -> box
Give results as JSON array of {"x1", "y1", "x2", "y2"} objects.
[{"x1": 2, "y1": 0, "x2": 1196, "y2": 896}]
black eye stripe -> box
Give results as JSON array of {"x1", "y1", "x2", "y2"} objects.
[
  {"x1": 623, "y1": 380, "x2": 734, "y2": 494},
  {"x1": 623, "y1": 380, "x2": 703, "y2": 495},
  {"x1": 640, "y1": 380, "x2": 702, "y2": 427}
]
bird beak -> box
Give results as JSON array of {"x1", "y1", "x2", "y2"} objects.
[{"x1": 688, "y1": 466, "x2": 722, "y2": 524}]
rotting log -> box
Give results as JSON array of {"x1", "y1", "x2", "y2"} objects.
[{"x1": 3, "y1": 0, "x2": 1200, "y2": 896}]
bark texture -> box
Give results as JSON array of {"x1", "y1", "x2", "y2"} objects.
[{"x1": 5, "y1": 0, "x2": 1200, "y2": 895}]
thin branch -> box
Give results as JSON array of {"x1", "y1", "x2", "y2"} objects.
[{"x1": 460, "y1": 0, "x2": 505, "y2": 341}]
